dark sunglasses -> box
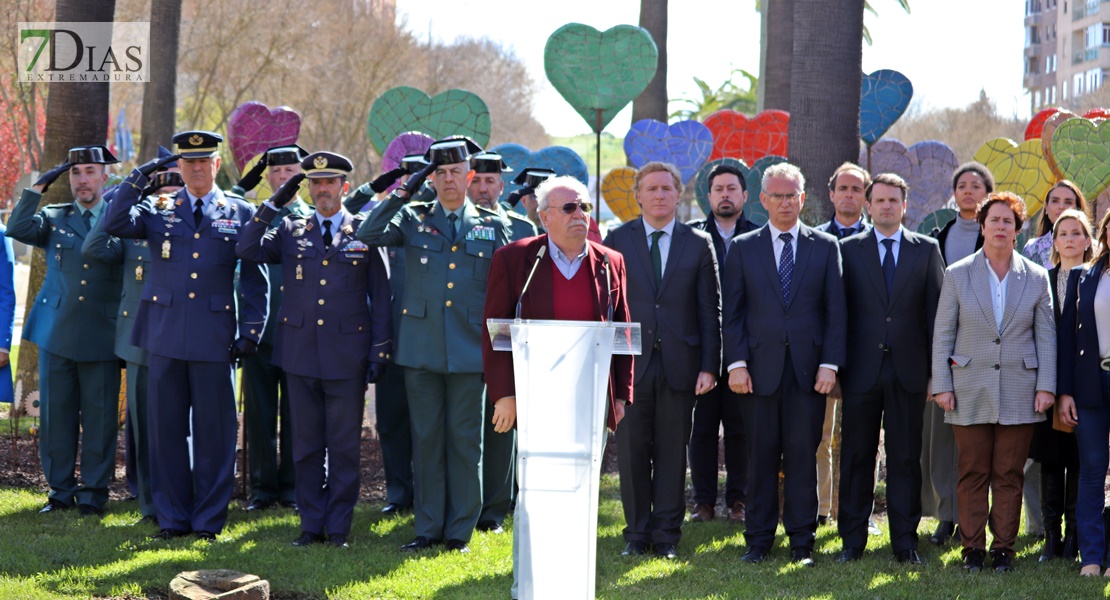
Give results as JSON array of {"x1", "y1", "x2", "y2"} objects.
[{"x1": 556, "y1": 201, "x2": 592, "y2": 214}]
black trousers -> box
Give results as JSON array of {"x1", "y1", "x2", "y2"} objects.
[
  {"x1": 688, "y1": 373, "x2": 748, "y2": 506},
  {"x1": 375, "y1": 363, "x2": 413, "y2": 507},
  {"x1": 741, "y1": 348, "x2": 826, "y2": 552},
  {"x1": 838, "y1": 353, "x2": 923, "y2": 553},
  {"x1": 617, "y1": 352, "x2": 696, "y2": 545}
]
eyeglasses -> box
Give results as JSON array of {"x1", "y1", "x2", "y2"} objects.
[
  {"x1": 765, "y1": 192, "x2": 801, "y2": 205},
  {"x1": 553, "y1": 201, "x2": 593, "y2": 214}
]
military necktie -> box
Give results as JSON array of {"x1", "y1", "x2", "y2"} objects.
[
  {"x1": 447, "y1": 213, "x2": 459, "y2": 242},
  {"x1": 193, "y1": 199, "x2": 204, "y2": 228},
  {"x1": 648, "y1": 228, "x2": 661, "y2": 286},
  {"x1": 778, "y1": 232, "x2": 794, "y2": 304},
  {"x1": 881, "y1": 238, "x2": 896, "y2": 298},
  {"x1": 81, "y1": 210, "x2": 92, "y2": 232},
  {"x1": 322, "y1": 219, "x2": 333, "y2": 250}
]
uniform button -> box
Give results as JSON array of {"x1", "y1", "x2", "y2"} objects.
[
  {"x1": 317, "y1": 319, "x2": 324, "y2": 325},
  {"x1": 994, "y1": 338, "x2": 1001, "y2": 345},
  {"x1": 878, "y1": 343, "x2": 884, "y2": 349},
  {"x1": 386, "y1": 354, "x2": 390, "y2": 359},
  {"x1": 445, "y1": 300, "x2": 452, "y2": 307},
  {"x1": 885, "y1": 317, "x2": 892, "y2": 323},
  {"x1": 993, "y1": 364, "x2": 1000, "y2": 370},
  {"x1": 1081, "y1": 349, "x2": 1085, "y2": 356},
  {"x1": 449, "y1": 263, "x2": 456, "y2": 270},
  {"x1": 83, "y1": 263, "x2": 89, "y2": 269},
  {"x1": 122, "y1": 311, "x2": 128, "y2": 317},
  {"x1": 320, "y1": 279, "x2": 327, "y2": 285},
  {"x1": 297, "y1": 254, "x2": 303, "y2": 259},
  {"x1": 55, "y1": 243, "x2": 61, "y2": 248},
  {"x1": 322, "y1": 260, "x2": 329, "y2": 266},
  {"x1": 283, "y1": 317, "x2": 288, "y2": 323},
  {"x1": 452, "y1": 245, "x2": 458, "y2": 252},
  {"x1": 318, "y1": 299, "x2": 325, "y2": 305},
  {"x1": 80, "y1": 280, "x2": 86, "y2": 285},
  {"x1": 280, "y1": 286, "x2": 284, "y2": 292},
  {"x1": 188, "y1": 292, "x2": 195, "y2": 299},
  {"x1": 423, "y1": 244, "x2": 428, "y2": 249},
  {"x1": 358, "y1": 326, "x2": 363, "y2": 331},
  {"x1": 225, "y1": 305, "x2": 231, "y2": 310},
  {"x1": 250, "y1": 329, "x2": 256, "y2": 335},
  {"x1": 78, "y1": 296, "x2": 85, "y2": 301},
  {"x1": 447, "y1": 282, "x2": 454, "y2": 289},
  {"x1": 191, "y1": 273, "x2": 198, "y2": 279},
  {"x1": 193, "y1": 252, "x2": 199, "y2": 259},
  {"x1": 402, "y1": 309, "x2": 408, "y2": 315},
  {"x1": 153, "y1": 296, "x2": 158, "y2": 302},
  {"x1": 379, "y1": 352, "x2": 385, "y2": 358},
  {"x1": 194, "y1": 233, "x2": 201, "y2": 239},
  {"x1": 353, "y1": 260, "x2": 358, "y2": 265},
  {"x1": 224, "y1": 237, "x2": 229, "y2": 241},
  {"x1": 1079, "y1": 323, "x2": 1083, "y2": 329},
  {"x1": 479, "y1": 252, "x2": 483, "y2": 257}
]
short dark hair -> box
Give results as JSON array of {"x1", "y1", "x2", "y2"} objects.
[
  {"x1": 827, "y1": 162, "x2": 871, "y2": 191},
  {"x1": 865, "y1": 172, "x2": 909, "y2": 202},
  {"x1": 976, "y1": 191, "x2": 1026, "y2": 232},
  {"x1": 707, "y1": 164, "x2": 747, "y2": 192},
  {"x1": 951, "y1": 161, "x2": 995, "y2": 194}
]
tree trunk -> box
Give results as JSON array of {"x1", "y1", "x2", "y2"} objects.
[
  {"x1": 788, "y1": 0, "x2": 863, "y2": 225},
  {"x1": 137, "y1": 0, "x2": 181, "y2": 160},
  {"x1": 631, "y1": 0, "x2": 668, "y2": 124},
  {"x1": 758, "y1": 0, "x2": 794, "y2": 112},
  {"x1": 15, "y1": 0, "x2": 116, "y2": 413}
]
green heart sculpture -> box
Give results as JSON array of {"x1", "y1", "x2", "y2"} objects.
[
  {"x1": 366, "y1": 86, "x2": 491, "y2": 154},
  {"x1": 1051, "y1": 118, "x2": 1110, "y2": 200},
  {"x1": 544, "y1": 23, "x2": 658, "y2": 133}
]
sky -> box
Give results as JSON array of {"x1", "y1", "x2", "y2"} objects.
[{"x1": 394, "y1": 0, "x2": 1028, "y2": 137}]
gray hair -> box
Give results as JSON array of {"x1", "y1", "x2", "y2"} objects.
[
  {"x1": 535, "y1": 176, "x2": 589, "y2": 211},
  {"x1": 760, "y1": 162, "x2": 805, "y2": 192}
]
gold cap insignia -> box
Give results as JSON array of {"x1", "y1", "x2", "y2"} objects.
[
  {"x1": 189, "y1": 134, "x2": 203, "y2": 146},
  {"x1": 313, "y1": 155, "x2": 328, "y2": 169}
]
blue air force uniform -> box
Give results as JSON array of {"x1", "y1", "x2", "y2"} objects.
[
  {"x1": 237, "y1": 151, "x2": 392, "y2": 539},
  {"x1": 7, "y1": 164, "x2": 123, "y2": 511},
  {"x1": 102, "y1": 131, "x2": 268, "y2": 535}
]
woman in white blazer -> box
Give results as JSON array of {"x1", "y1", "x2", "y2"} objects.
[{"x1": 932, "y1": 192, "x2": 1056, "y2": 573}]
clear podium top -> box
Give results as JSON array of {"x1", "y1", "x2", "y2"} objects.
[{"x1": 487, "y1": 319, "x2": 642, "y2": 355}]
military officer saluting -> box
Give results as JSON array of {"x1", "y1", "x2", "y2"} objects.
[
  {"x1": 232, "y1": 144, "x2": 311, "y2": 513},
  {"x1": 82, "y1": 147, "x2": 182, "y2": 526},
  {"x1": 103, "y1": 130, "x2": 268, "y2": 542},
  {"x1": 357, "y1": 138, "x2": 511, "y2": 553},
  {"x1": 7, "y1": 145, "x2": 124, "y2": 517},
  {"x1": 238, "y1": 151, "x2": 392, "y2": 547}
]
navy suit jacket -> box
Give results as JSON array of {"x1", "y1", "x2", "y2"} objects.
[
  {"x1": 604, "y1": 218, "x2": 721, "y2": 390},
  {"x1": 1057, "y1": 257, "x2": 1108, "y2": 408},
  {"x1": 722, "y1": 223, "x2": 847, "y2": 396}
]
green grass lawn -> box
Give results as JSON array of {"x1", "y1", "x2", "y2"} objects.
[{"x1": 0, "y1": 475, "x2": 1105, "y2": 599}]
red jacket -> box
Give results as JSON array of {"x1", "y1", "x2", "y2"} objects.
[{"x1": 481, "y1": 235, "x2": 634, "y2": 430}]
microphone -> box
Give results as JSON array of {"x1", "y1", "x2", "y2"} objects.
[
  {"x1": 516, "y1": 245, "x2": 546, "y2": 320},
  {"x1": 603, "y1": 253, "x2": 613, "y2": 322}
]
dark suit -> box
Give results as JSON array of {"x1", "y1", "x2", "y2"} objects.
[
  {"x1": 816, "y1": 218, "x2": 871, "y2": 239},
  {"x1": 722, "y1": 223, "x2": 846, "y2": 552},
  {"x1": 604, "y1": 218, "x2": 721, "y2": 546},
  {"x1": 837, "y1": 228, "x2": 943, "y2": 553},
  {"x1": 686, "y1": 214, "x2": 756, "y2": 509}
]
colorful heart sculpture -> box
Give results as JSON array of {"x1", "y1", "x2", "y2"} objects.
[
  {"x1": 860, "y1": 138, "x2": 958, "y2": 230},
  {"x1": 1041, "y1": 109, "x2": 1078, "y2": 178},
  {"x1": 859, "y1": 69, "x2": 913, "y2": 145},
  {"x1": 380, "y1": 132, "x2": 435, "y2": 193},
  {"x1": 916, "y1": 208, "x2": 956, "y2": 236},
  {"x1": 1084, "y1": 108, "x2": 1110, "y2": 120},
  {"x1": 489, "y1": 143, "x2": 590, "y2": 203},
  {"x1": 1051, "y1": 118, "x2": 1110, "y2": 200},
  {"x1": 602, "y1": 167, "x2": 640, "y2": 222},
  {"x1": 745, "y1": 156, "x2": 785, "y2": 226},
  {"x1": 973, "y1": 138, "x2": 1053, "y2": 216},
  {"x1": 704, "y1": 110, "x2": 789, "y2": 165},
  {"x1": 366, "y1": 86, "x2": 490, "y2": 154},
  {"x1": 1025, "y1": 107, "x2": 1059, "y2": 140},
  {"x1": 623, "y1": 119, "x2": 713, "y2": 184},
  {"x1": 693, "y1": 158, "x2": 747, "y2": 217},
  {"x1": 544, "y1": 23, "x2": 658, "y2": 132},
  {"x1": 227, "y1": 101, "x2": 301, "y2": 173}
]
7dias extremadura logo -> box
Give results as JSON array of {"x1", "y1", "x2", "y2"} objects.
[{"x1": 18, "y1": 22, "x2": 149, "y2": 83}]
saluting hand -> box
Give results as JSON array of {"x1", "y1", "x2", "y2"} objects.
[{"x1": 32, "y1": 162, "x2": 72, "y2": 194}]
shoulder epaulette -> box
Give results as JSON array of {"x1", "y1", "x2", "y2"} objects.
[
  {"x1": 475, "y1": 205, "x2": 499, "y2": 215},
  {"x1": 43, "y1": 203, "x2": 70, "y2": 210}
]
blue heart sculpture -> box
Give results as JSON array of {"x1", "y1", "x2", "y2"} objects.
[
  {"x1": 859, "y1": 69, "x2": 913, "y2": 145},
  {"x1": 490, "y1": 143, "x2": 590, "y2": 204},
  {"x1": 624, "y1": 119, "x2": 713, "y2": 184}
]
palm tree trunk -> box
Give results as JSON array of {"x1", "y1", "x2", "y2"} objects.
[
  {"x1": 631, "y1": 0, "x2": 668, "y2": 123},
  {"x1": 758, "y1": 0, "x2": 794, "y2": 112},
  {"x1": 137, "y1": 0, "x2": 181, "y2": 160}
]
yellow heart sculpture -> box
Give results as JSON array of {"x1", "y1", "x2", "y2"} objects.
[
  {"x1": 602, "y1": 166, "x2": 640, "y2": 223},
  {"x1": 972, "y1": 138, "x2": 1052, "y2": 217}
]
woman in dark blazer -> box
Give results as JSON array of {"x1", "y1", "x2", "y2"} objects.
[
  {"x1": 1058, "y1": 208, "x2": 1110, "y2": 577},
  {"x1": 1032, "y1": 209, "x2": 1091, "y2": 563}
]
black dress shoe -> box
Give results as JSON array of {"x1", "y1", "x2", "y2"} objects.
[
  {"x1": 292, "y1": 532, "x2": 326, "y2": 547},
  {"x1": 77, "y1": 504, "x2": 104, "y2": 517},
  {"x1": 817, "y1": 515, "x2": 829, "y2": 526},
  {"x1": 401, "y1": 536, "x2": 441, "y2": 552},
  {"x1": 445, "y1": 539, "x2": 470, "y2": 553},
  {"x1": 838, "y1": 547, "x2": 864, "y2": 562},
  {"x1": 134, "y1": 515, "x2": 159, "y2": 527},
  {"x1": 989, "y1": 549, "x2": 1013, "y2": 572},
  {"x1": 39, "y1": 499, "x2": 70, "y2": 514},
  {"x1": 328, "y1": 534, "x2": 350, "y2": 548},
  {"x1": 621, "y1": 541, "x2": 650, "y2": 556},
  {"x1": 245, "y1": 499, "x2": 275, "y2": 512},
  {"x1": 930, "y1": 521, "x2": 955, "y2": 545},
  {"x1": 279, "y1": 500, "x2": 298, "y2": 512},
  {"x1": 791, "y1": 548, "x2": 815, "y2": 567},
  {"x1": 381, "y1": 503, "x2": 411, "y2": 515},
  {"x1": 476, "y1": 520, "x2": 504, "y2": 534},
  {"x1": 653, "y1": 543, "x2": 678, "y2": 559},
  {"x1": 741, "y1": 547, "x2": 768, "y2": 563},
  {"x1": 895, "y1": 549, "x2": 926, "y2": 565},
  {"x1": 962, "y1": 549, "x2": 986, "y2": 572},
  {"x1": 151, "y1": 528, "x2": 189, "y2": 541},
  {"x1": 194, "y1": 530, "x2": 217, "y2": 543}
]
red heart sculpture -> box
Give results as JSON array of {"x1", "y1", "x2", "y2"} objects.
[
  {"x1": 1025, "y1": 107, "x2": 1059, "y2": 140},
  {"x1": 1084, "y1": 108, "x2": 1110, "y2": 120},
  {"x1": 227, "y1": 101, "x2": 302, "y2": 173},
  {"x1": 704, "y1": 109, "x2": 789, "y2": 164}
]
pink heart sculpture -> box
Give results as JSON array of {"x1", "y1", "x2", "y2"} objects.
[
  {"x1": 227, "y1": 101, "x2": 302, "y2": 173},
  {"x1": 860, "y1": 138, "x2": 958, "y2": 230},
  {"x1": 380, "y1": 132, "x2": 435, "y2": 193},
  {"x1": 703, "y1": 109, "x2": 789, "y2": 165}
]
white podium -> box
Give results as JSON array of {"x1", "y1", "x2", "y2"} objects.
[{"x1": 487, "y1": 318, "x2": 641, "y2": 600}]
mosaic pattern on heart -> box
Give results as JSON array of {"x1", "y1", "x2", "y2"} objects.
[
  {"x1": 973, "y1": 138, "x2": 1053, "y2": 217},
  {"x1": 602, "y1": 167, "x2": 640, "y2": 222},
  {"x1": 227, "y1": 101, "x2": 301, "y2": 173},
  {"x1": 859, "y1": 69, "x2": 913, "y2": 145},
  {"x1": 624, "y1": 119, "x2": 713, "y2": 184},
  {"x1": 704, "y1": 110, "x2": 789, "y2": 165},
  {"x1": 366, "y1": 86, "x2": 490, "y2": 154},
  {"x1": 860, "y1": 139, "x2": 958, "y2": 230},
  {"x1": 1051, "y1": 118, "x2": 1110, "y2": 200}
]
